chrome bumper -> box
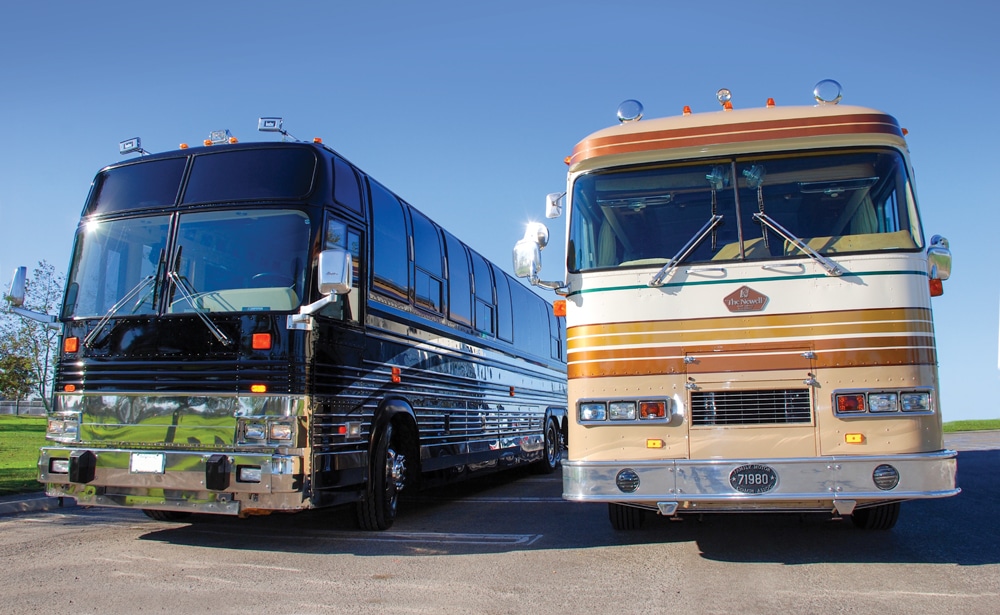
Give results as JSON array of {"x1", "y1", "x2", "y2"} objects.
[
  {"x1": 38, "y1": 446, "x2": 306, "y2": 516},
  {"x1": 562, "y1": 450, "x2": 959, "y2": 514}
]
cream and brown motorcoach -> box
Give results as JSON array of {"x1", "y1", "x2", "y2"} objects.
[{"x1": 514, "y1": 81, "x2": 956, "y2": 530}]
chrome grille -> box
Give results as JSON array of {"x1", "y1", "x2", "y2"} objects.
[{"x1": 691, "y1": 389, "x2": 812, "y2": 425}]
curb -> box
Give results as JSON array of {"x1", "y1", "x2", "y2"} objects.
[{"x1": 0, "y1": 492, "x2": 76, "y2": 517}]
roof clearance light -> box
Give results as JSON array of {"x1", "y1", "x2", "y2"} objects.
[
  {"x1": 813, "y1": 79, "x2": 843, "y2": 105},
  {"x1": 766, "y1": 97, "x2": 776, "y2": 108},
  {"x1": 682, "y1": 105, "x2": 692, "y2": 115},
  {"x1": 616, "y1": 99, "x2": 644, "y2": 123}
]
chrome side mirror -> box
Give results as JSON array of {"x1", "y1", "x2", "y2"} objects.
[
  {"x1": 6, "y1": 266, "x2": 26, "y2": 307},
  {"x1": 927, "y1": 235, "x2": 951, "y2": 280},
  {"x1": 545, "y1": 192, "x2": 565, "y2": 219},
  {"x1": 317, "y1": 248, "x2": 352, "y2": 296},
  {"x1": 513, "y1": 222, "x2": 565, "y2": 292}
]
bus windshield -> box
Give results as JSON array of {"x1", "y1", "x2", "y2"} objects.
[
  {"x1": 63, "y1": 209, "x2": 312, "y2": 318},
  {"x1": 568, "y1": 149, "x2": 921, "y2": 272}
]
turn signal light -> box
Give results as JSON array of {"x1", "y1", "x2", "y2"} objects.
[
  {"x1": 63, "y1": 337, "x2": 79, "y2": 353},
  {"x1": 250, "y1": 384, "x2": 267, "y2": 393},
  {"x1": 252, "y1": 333, "x2": 272, "y2": 350}
]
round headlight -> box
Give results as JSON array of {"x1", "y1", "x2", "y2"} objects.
[{"x1": 873, "y1": 464, "x2": 900, "y2": 490}]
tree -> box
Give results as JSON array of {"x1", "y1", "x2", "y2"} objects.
[
  {"x1": 0, "y1": 260, "x2": 64, "y2": 410},
  {"x1": 0, "y1": 355, "x2": 33, "y2": 401}
]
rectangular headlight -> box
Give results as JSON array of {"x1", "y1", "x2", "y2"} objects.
[
  {"x1": 901, "y1": 392, "x2": 931, "y2": 412},
  {"x1": 868, "y1": 393, "x2": 898, "y2": 413},
  {"x1": 609, "y1": 401, "x2": 636, "y2": 420},
  {"x1": 580, "y1": 402, "x2": 607, "y2": 421},
  {"x1": 269, "y1": 422, "x2": 293, "y2": 441},
  {"x1": 244, "y1": 422, "x2": 266, "y2": 440},
  {"x1": 49, "y1": 458, "x2": 70, "y2": 474}
]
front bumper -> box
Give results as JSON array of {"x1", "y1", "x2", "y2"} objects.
[
  {"x1": 38, "y1": 446, "x2": 305, "y2": 516},
  {"x1": 562, "y1": 450, "x2": 959, "y2": 514}
]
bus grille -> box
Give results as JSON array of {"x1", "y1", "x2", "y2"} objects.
[{"x1": 691, "y1": 389, "x2": 812, "y2": 425}]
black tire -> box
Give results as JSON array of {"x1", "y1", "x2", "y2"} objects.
[
  {"x1": 142, "y1": 509, "x2": 191, "y2": 522},
  {"x1": 356, "y1": 423, "x2": 407, "y2": 531},
  {"x1": 533, "y1": 417, "x2": 561, "y2": 474},
  {"x1": 608, "y1": 503, "x2": 646, "y2": 530},
  {"x1": 851, "y1": 502, "x2": 900, "y2": 530}
]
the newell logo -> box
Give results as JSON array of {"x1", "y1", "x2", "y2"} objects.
[{"x1": 723, "y1": 285, "x2": 768, "y2": 312}]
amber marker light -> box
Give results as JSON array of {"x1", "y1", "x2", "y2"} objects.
[
  {"x1": 646, "y1": 439, "x2": 664, "y2": 449},
  {"x1": 391, "y1": 367, "x2": 401, "y2": 383},
  {"x1": 845, "y1": 433, "x2": 865, "y2": 444},
  {"x1": 564, "y1": 156, "x2": 571, "y2": 165},
  {"x1": 313, "y1": 137, "x2": 323, "y2": 143},
  {"x1": 250, "y1": 384, "x2": 267, "y2": 393},
  {"x1": 252, "y1": 333, "x2": 272, "y2": 350},
  {"x1": 553, "y1": 300, "x2": 566, "y2": 317},
  {"x1": 64, "y1": 384, "x2": 77, "y2": 392},
  {"x1": 63, "y1": 337, "x2": 79, "y2": 353},
  {"x1": 766, "y1": 97, "x2": 776, "y2": 108},
  {"x1": 682, "y1": 105, "x2": 692, "y2": 115},
  {"x1": 929, "y1": 278, "x2": 944, "y2": 297},
  {"x1": 179, "y1": 143, "x2": 189, "y2": 149}
]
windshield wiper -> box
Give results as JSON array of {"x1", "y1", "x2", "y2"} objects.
[
  {"x1": 83, "y1": 275, "x2": 157, "y2": 348},
  {"x1": 753, "y1": 213, "x2": 844, "y2": 277},
  {"x1": 648, "y1": 214, "x2": 724, "y2": 287},
  {"x1": 167, "y1": 270, "x2": 233, "y2": 346}
]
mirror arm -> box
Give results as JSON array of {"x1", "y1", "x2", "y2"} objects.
[{"x1": 9, "y1": 306, "x2": 60, "y2": 329}]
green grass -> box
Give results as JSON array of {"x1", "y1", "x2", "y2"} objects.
[
  {"x1": 0, "y1": 415, "x2": 46, "y2": 496},
  {"x1": 943, "y1": 419, "x2": 1000, "y2": 433}
]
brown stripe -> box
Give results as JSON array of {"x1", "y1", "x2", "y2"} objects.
[
  {"x1": 568, "y1": 336, "x2": 936, "y2": 379},
  {"x1": 568, "y1": 307, "x2": 932, "y2": 346},
  {"x1": 570, "y1": 113, "x2": 903, "y2": 166}
]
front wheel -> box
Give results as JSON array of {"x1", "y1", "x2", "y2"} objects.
[
  {"x1": 851, "y1": 502, "x2": 900, "y2": 530},
  {"x1": 356, "y1": 423, "x2": 407, "y2": 531},
  {"x1": 608, "y1": 503, "x2": 646, "y2": 530}
]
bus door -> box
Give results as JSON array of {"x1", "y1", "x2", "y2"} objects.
[{"x1": 684, "y1": 344, "x2": 818, "y2": 460}]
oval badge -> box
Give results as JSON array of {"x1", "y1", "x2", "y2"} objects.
[{"x1": 729, "y1": 463, "x2": 778, "y2": 494}]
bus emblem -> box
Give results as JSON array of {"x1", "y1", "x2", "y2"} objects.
[{"x1": 723, "y1": 286, "x2": 769, "y2": 312}]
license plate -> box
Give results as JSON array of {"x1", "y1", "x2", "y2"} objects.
[
  {"x1": 130, "y1": 452, "x2": 165, "y2": 474},
  {"x1": 729, "y1": 463, "x2": 777, "y2": 494}
]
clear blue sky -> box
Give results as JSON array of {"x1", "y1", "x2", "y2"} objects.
[{"x1": 1, "y1": 1, "x2": 996, "y2": 421}]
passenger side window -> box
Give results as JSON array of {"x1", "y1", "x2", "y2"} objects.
[
  {"x1": 333, "y1": 156, "x2": 363, "y2": 214},
  {"x1": 444, "y1": 232, "x2": 472, "y2": 327},
  {"x1": 470, "y1": 251, "x2": 495, "y2": 336},
  {"x1": 369, "y1": 181, "x2": 409, "y2": 300},
  {"x1": 492, "y1": 263, "x2": 513, "y2": 343},
  {"x1": 410, "y1": 207, "x2": 444, "y2": 313}
]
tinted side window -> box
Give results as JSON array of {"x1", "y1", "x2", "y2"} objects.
[
  {"x1": 444, "y1": 232, "x2": 472, "y2": 326},
  {"x1": 333, "y1": 156, "x2": 363, "y2": 213},
  {"x1": 470, "y1": 251, "x2": 495, "y2": 336},
  {"x1": 370, "y1": 181, "x2": 409, "y2": 299},
  {"x1": 410, "y1": 207, "x2": 443, "y2": 313},
  {"x1": 492, "y1": 264, "x2": 513, "y2": 343}
]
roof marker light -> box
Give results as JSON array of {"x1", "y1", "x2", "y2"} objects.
[
  {"x1": 179, "y1": 143, "x2": 189, "y2": 149},
  {"x1": 682, "y1": 105, "x2": 692, "y2": 115},
  {"x1": 766, "y1": 97, "x2": 776, "y2": 108}
]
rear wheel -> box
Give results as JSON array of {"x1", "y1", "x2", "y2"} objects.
[
  {"x1": 851, "y1": 502, "x2": 900, "y2": 530},
  {"x1": 356, "y1": 423, "x2": 407, "y2": 531},
  {"x1": 608, "y1": 503, "x2": 646, "y2": 530},
  {"x1": 142, "y1": 509, "x2": 191, "y2": 522},
  {"x1": 533, "y1": 417, "x2": 561, "y2": 474}
]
